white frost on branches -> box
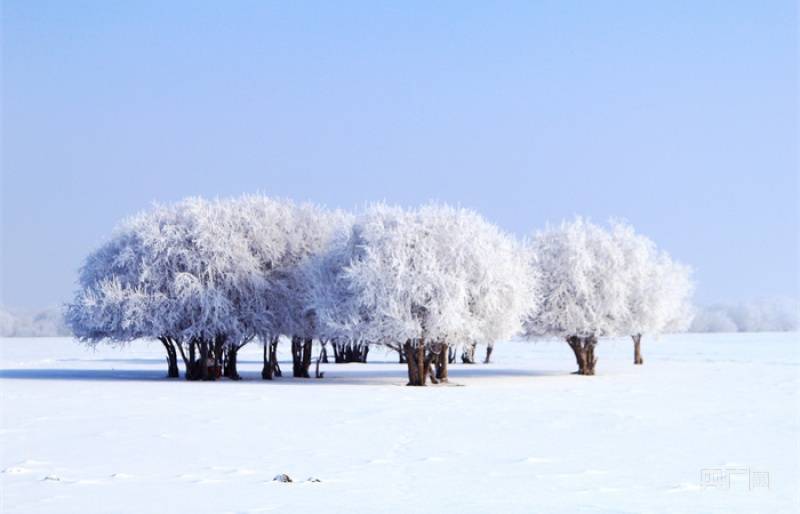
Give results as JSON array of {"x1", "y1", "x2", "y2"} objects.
[
  {"x1": 523, "y1": 218, "x2": 629, "y2": 339},
  {"x1": 611, "y1": 221, "x2": 694, "y2": 337},
  {"x1": 309, "y1": 203, "x2": 536, "y2": 349}
]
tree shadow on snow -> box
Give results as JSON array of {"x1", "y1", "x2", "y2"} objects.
[
  {"x1": 0, "y1": 363, "x2": 565, "y2": 385},
  {"x1": 0, "y1": 368, "x2": 171, "y2": 381}
]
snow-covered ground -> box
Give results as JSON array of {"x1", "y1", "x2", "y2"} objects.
[{"x1": 1, "y1": 333, "x2": 798, "y2": 514}]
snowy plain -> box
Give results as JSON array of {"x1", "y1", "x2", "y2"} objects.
[{"x1": 1, "y1": 333, "x2": 798, "y2": 514}]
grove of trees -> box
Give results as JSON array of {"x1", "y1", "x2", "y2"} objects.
[{"x1": 66, "y1": 196, "x2": 694, "y2": 384}]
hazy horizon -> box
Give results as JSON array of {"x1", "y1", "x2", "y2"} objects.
[{"x1": 2, "y1": 1, "x2": 798, "y2": 309}]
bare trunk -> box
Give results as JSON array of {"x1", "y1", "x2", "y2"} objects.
[
  {"x1": 159, "y1": 337, "x2": 180, "y2": 378},
  {"x1": 214, "y1": 336, "x2": 226, "y2": 379},
  {"x1": 461, "y1": 342, "x2": 476, "y2": 364},
  {"x1": 174, "y1": 339, "x2": 190, "y2": 379},
  {"x1": 566, "y1": 335, "x2": 598, "y2": 375},
  {"x1": 448, "y1": 345, "x2": 457, "y2": 364},
  {"x1": 262, "y1": 336, "x2": 281, "y2": 380},
  {"x1": 302, "y1": 338, "x2": 313, "y2": 376},
  {"x1": 223, "y1": 346, "x2": 241, "y2": 380},
  {"x1": 320, "y1": 340, "x2": 329, "y2": 364},
  {"x1": 199, "y1": 341, "x2": 211, "y2": 381},
  {"x1": 261, "y1": 339, "x2": 272, "y2": 380},
  {"x1": 433, "y1": 342, "x2": 449, "y2": 382},
  {"x1": 271, "y1": 338, "x2": 282, "y2": 377},
  {"x1": 403, "y1": 339, "x2": 428, "y2": 386},
  {"x1": 291, "y1": 336, "x2": 312, "y2": 378},
  {"x1": 182, "y1": 340, "x2": 205, "y2": 381},
  {"x1": 315, "y1": 344, "x2": 325, "y2": 378},
  {"x1": 483, "y1": 343, "x2": 494, "y2": 364},
  {"x1": 632, "y1": 334, "x2": 643, "y2": 365},
  {"x1": 332, "y1": 340, "x2": 370, "y2": 363}
]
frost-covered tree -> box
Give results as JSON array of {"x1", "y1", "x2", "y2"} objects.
[
  {"x1": 67, "y1": 198, "x2": 266, "y2": 380},
  {"x1": 311, "y1": 204, "x2": 454, "y2": 384},
  {"x1": 67, "y1": 195, "x2": 348, "y2": 381},
  {"x1": 426, "y1": 204, "x2": 537, "y2": 371},
  {"x1": 301, "y1": 228, "x2": 370, "y2": 365},
  {"x1": 690, "y1": 297, "x2": 799, "y2": 332},
  {"x1": 611, "y1": 222, "x2": 693, "y2": 364},
  {"x1": 313, "y1": 203, "x2": 534, "y2": 385},
  {"x1": 0, "y1": 309, "x2": 15, "y2": 337},
  {"x1": 0, "y1": 307, "x2": 70, "y2": 337},
  {"x1": 258, "y1": 202, "x2": 352, "y2": 377},
  {"x1": 66, "y1": 214, "x2": 180, "y2": 377},
  {"x1": 524, "y1": 218, "x2": 628, "y2": 375}
]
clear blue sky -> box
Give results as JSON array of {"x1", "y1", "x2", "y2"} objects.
[{"x1": 2, "y1": 1, "x2": 797, "y2": 309}]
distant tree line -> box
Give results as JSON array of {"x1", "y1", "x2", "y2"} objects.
[
  {"x1": 64, "y1": 196, "x2": 695, "y2": 384},
  {"x1": 689, "y1": 298, "x2": 799, "y2": 333},
  {"x1": 0, "y1": 307, "x2": 70, "y2": 337}
]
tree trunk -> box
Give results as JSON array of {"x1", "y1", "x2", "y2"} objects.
[
  {"x1": 213, "y1": 336, "x2": 226, "y2": 379},
  {"x1": 320, "y1": 341, "x2": 329, "y2": 364},
  {"x1": 483, "y1": 343, "x2": 494, "y2": 364},
  {"x1": 332, "y1": 340, "x2": 370, "y2": 363},
  {"x1": 315, "y1": 344, "x2": 325, "y2": 379},
  {"x1": 632, "y1": 334, "x2": 643, "y2": 365},
  {"x1": 224, "y1": 346, "x2": 241, "y2": 380},
  {"x1": 461, "y1": 342, "x2": 476, "y2": 364},
  {"x1": 291, "y1": 336, "x2": 312, "y2": 378},
  {"x1": 261, "y1": 336, "x2": 282, "y2": 380},
  {"x1": 566, "y1": 335, "x2": 598, "y2": 375},
  {"x1": 262, "y1": 339, "x2": 272, "y2": 380},
  {"x1": 159, "y1": 337, "x2": 180, "y2": 378},
  {"x1": 182, "y1": 340, "x2": 204, "y2": 381},
  {"x1": 271, "y1": 338, "x2": 282, "y2": 377},
  {"x1": 199, "y1": 340, "x2": 211, "y2": 381},
  {"x1": 291, "y1": 336, "x2": 302, "y2": 377},
  {"x1": 302, "y1": 338, "x2": 313, "y2": 376},
  {"x1": 403, "y1": 340, "x2": 428, "y2": 386},
  {"x1": 332, "y1": 340, "x2": 342, "y2": 363},
  {"x1": 188, "y1": 340, "x2": 197, "y2": 379},
  {"x1": 433, "y1": 342, "x2": 448, "y2": 382},
  {"x1": 174, "y1": 339, "x2": 191, "y2": 380},
  {"x1": 448, "y1": 345, "x2": 457, "y2": 364}
]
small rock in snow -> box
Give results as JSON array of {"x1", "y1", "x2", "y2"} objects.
[
  {"x1": 42, "y1": 475, "x2": 61, "y2": 482},
  {"x1": 273, "y1": 473, "x2": 293, "y2": 483},
  {"x1": 307, "y1": 477, "x2": 321, "y2": 483}
]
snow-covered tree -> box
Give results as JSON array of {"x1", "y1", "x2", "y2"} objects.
[
  {"x1": 0, "y1": 307, "x2": 70, "y2": 337},
  {"x1": 257, "y1": 202, "x2": 352, "y2": 377},
  {"x1": 68, "y1": 197, "x2": 267, "y2": 380},
  {"x1": 301, "y1": 228, "x2": 370, "y2": 364},
  {"x1": 66, "y1": 195, "x2": 349, "y2": 381},
  {"x1": 419, "y1": 204, "x2": 536, "y2": 368},
  {"x1": 313, "y1": 203, "x2": 534, "y2": 385},
  {"x1": 0, "y1": 309, "x2": 15, "y2": 337},
  {"x1": 690, "y1": 297, "x2": 799, "y2": 332},
  {"x1": 523, "y1": 218, "x2": 628, "y2": 375},
  {"x1": 611, "y1": 222, "x2": 693, "y2": 364}
]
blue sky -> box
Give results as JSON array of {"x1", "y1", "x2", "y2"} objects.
[{"x1": 2, "y1": 1, "x2": 797, "y2": 308}]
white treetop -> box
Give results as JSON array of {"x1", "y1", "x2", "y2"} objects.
[
  {"x1": 611, "y1": 221, "x2": 694, "y2": 337},
  {"x1": 523, "y1": 217, "x2": 628, "y2": 339},
  {"x1": 310, "y1": 203, "x2": 535, "y2": 349}
]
